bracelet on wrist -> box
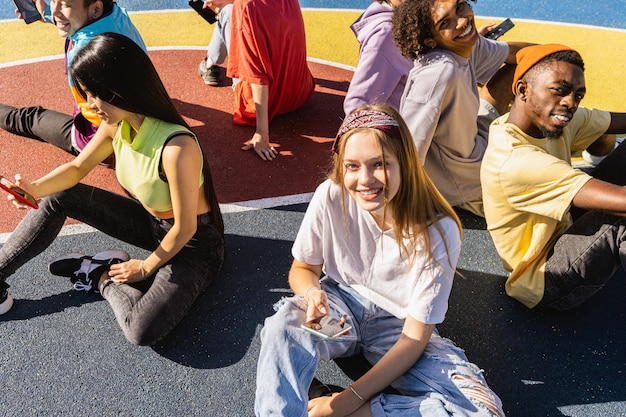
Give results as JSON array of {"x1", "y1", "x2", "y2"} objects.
[
  {"x1": 304, "y1": 286, "x2": 317, "y2": 302},
  {"x1": 140, "y1": 261, "x2": 146, "y2": 280},
  {"x1": 348, "y1": 385, "x2": 364, "y2": 402}
]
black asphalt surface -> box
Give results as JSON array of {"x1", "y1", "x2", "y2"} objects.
[{"x1": 2, "y1": 204, "x2": 625, "y2": 416}]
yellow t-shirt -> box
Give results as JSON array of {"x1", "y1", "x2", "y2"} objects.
[{"x1": 481, "y1": 107, "x2": 611, "y2": 307}]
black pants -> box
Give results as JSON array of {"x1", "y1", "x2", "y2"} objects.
[{"x1": 0, "y1": 103, "x2": 76, "y2": 154}]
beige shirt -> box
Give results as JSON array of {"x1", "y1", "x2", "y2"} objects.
[
  {"x1": 480, "y1": 108, "x2": 611, "y2": 307},
  {"x1": 400, "y1": 36, "x2": 509, "y2": 206}
]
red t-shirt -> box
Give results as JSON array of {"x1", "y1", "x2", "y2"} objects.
[{"x1": 227, "y1": 0, "x2": 315, "y2": 125}]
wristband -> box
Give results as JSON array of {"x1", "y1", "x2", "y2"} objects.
[
  {"x1": 140, "y1": 261, "x2": 146, "y2": 280},
  {"x1": 304, "y1": 286, "x2": 317, "y2": 302}
]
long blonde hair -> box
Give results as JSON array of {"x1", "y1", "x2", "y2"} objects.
[{"x1": 330, "y1": 104, "x2": 462, "y2": 267}]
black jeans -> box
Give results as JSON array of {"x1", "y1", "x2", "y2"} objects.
[
  {"x1": 540, "y1": 140, "x2": 626, "y2": 310},
  {"x1": 0, "y1": 183, "x2": 224, "y2": 345},
  {"x1": 0, "y1": 104, "x2": 76, "y2": 154}
]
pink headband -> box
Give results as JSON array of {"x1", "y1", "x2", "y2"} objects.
[{"x1": 332, "y1": 110, "x2": 402, "y2": 152}]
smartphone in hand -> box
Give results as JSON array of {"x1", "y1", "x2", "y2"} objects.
[
  {"x1": 301, "y1": 315, "x2": 352, "y2": 340},
  {"x1": 188, "y1": 0, "x2": 217, "y2": 24},
  {"x1": 13, "y1": 0, "x2": 42, "y2": 24},
  {"x1": 0, "y1": 176, "x2": 38, "y2": 209},
  {"x1": 484, "y1": 18, "x2": 514, "y2": 40}
]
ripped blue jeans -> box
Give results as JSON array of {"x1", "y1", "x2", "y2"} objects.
[{"x1": 255, "y1": 279, "x2": 504, "y2": 417}]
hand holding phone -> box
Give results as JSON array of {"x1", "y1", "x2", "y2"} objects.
[
  {"x1": 0, "y1": 176, "x2": 38, "y2": 209},
  {"x1": 13, "y1": 0, "x2": 42, "y2": 24},
  {"x1": 188, "y1": 0, "x2": 217, "y2": 24},
  {"x1": 484, "y1": 18, "x2": 514, "y2": 40},
  {"x1": 301, "y1": 314, "x2": 352, "y2": 340}
]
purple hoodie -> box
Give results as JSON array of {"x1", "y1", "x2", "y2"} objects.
[{"x1": 343, "y1": 1, "x2": 414, "y2": 116}]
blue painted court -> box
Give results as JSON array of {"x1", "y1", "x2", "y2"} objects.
[{"x1": 2, "y1": 1, "x2": 626, "y2": 29}]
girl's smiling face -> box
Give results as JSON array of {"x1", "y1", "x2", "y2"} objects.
[
  {"x1": 427, "y1": 0, "x2": 478, "y2": 57},
  {"x1": 342, "y1": 130, "x2": 400, "y2": 228}
]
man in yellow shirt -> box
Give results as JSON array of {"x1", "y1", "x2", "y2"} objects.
[{"x1": 481, "y1": 44, "x2": 626, "y2": 310}]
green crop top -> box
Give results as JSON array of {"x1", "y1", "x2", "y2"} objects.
[{"x1": 112, "y1": 117, "x2": 204, "y2": 212}]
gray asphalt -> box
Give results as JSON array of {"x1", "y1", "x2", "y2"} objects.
[{"x1": 1, "y1": 202, "x2": 625, "y2": 416}]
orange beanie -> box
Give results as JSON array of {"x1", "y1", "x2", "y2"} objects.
[{"x1": 512, "y1": 44, "x2": 576, "y2": 94}]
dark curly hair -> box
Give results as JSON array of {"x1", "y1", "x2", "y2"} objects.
[{"x1": 393, "y1": 0, "x2": 476, "y2": 60}]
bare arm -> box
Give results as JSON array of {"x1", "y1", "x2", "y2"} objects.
[
  {"x1": 505, "y1": 42, "x2": 536, "y2": 64},
  {"x1": 572, "y1": 178, "x2": 626, "y2": 216},
  {"x1": 586, "y1": 134, "x2": 616, "y2": 157},
  {"x1": 108, "y1": 134, "x2": 204, "y2": 282},
  {"x1": 15, "y1": 121, "x2": 115, "y2": 201},
  {"x1": 606, "y1": 112, "x2": 626, "y2": 134},
  {"x1": 289, "y1": 259, "x2": 328, "y2": 320},
  {"x1": 584, "y1": 112, "x2": 626, "y2": 157},
  {"x1": 241, "y1": 83, "x2": 278, "y2": 161}
]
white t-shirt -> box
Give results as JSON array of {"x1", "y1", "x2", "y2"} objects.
[{"x1": 292, "y1": 179, "x2": 461, "y2": 324}]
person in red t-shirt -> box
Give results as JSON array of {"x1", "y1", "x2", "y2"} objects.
[{"x1": 227, "y1": 0, "x2": 315, "y2": 161}]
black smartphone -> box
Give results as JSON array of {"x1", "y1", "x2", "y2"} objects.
[
  {"x1": 13, "y1": 0, "x2": 42, "y2": 24},
  {"x1": 188, "y1": 0, "x2": 217, "y2": 24},
  {"x1": 484, "y1": 18, "x2": 514, "y2": 40},
  {"x1": 0, "y1": 176, "x2": 38, "y2": 209}
]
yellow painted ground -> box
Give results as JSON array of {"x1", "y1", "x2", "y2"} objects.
[{"x1": 1, "y1": 10, "x2": 625, "y2": 111}]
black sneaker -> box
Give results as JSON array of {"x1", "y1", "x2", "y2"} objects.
[
  {"x1": 50, "y1": 250, "x2": 130, "y2": 294},
  {"x1": 48, "y1": 253, "x2": 91, "y2": 277},
  {"x1": 0, "y1": 280, "x2": 13, "y2": 315},
  {"x1": 308, "y1": 377, "x2": 344, "y2": 400},
  {"x1": 206, "y1": 65, "x2": 222, "y2": 86},
  {"x1": 198, "y1": 58, "x2": 222, "y2": 86}
]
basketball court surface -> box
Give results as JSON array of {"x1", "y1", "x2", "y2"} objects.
[{"x1": 1, "y1": 2, "x2": 625, "y2": 416}]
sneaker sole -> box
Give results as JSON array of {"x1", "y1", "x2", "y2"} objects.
[{"x1": 0, "y1": 294, "x2": 13, "y2": 315}]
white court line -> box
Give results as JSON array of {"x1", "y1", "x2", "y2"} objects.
[
  {"x1": 219, "y1": 192, "x2": 313, "y2": 213},
  {"x1": 0, "y1": 193, "x2": 314, "y2": 243},
  {"x1": 0, "y1": 46, "x2": 355, "y2": 71}
]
